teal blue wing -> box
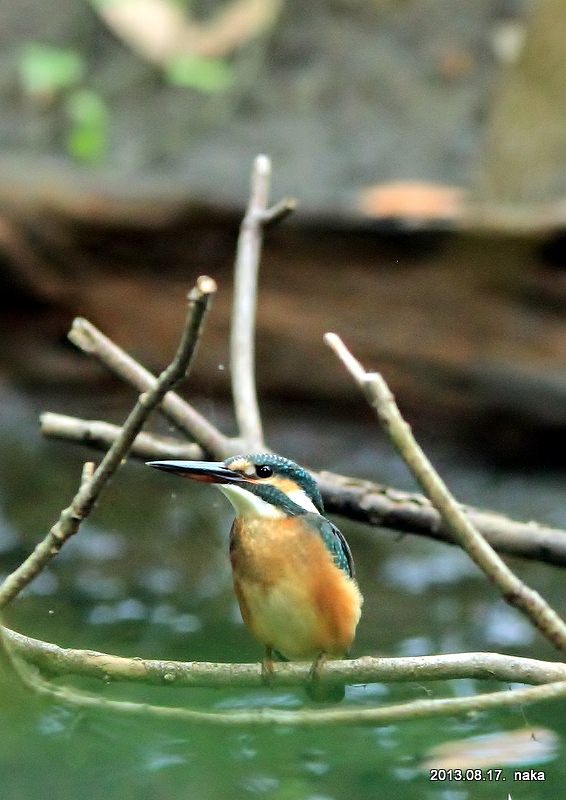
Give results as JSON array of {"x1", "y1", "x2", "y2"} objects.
[{"x1": 306, "y1": 514, "x2": 355, "y2": 578}]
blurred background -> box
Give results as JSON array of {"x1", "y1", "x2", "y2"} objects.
[{"x1": 1, "y1": 2, "x2": 566, "y2": 799}]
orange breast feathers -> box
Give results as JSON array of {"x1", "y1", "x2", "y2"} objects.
[{"x1": 229, "y1": 517, "x2": 363, "y2": 661}]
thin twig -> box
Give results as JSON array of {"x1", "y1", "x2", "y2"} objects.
[
  {"x1": 261, "y1": 196, "x2": 297, "y2": 225},
  {"x1": 40, "y1": 412, "x2": 566, "y2": 567},
  {"x1": 5, "y1": 626, "x2": 566, "y2": 688},
  {"x1": 40, "y1": 413, "x2": 206, "y2": 461},
  {"x1": 69, "y1": 317, "x2": 235, "y2": 459},
  {"x1": 325, "y1": 332, "x2": 566, "y2": 655},
  {"x1": 0, "y1": 276, "x2": 216, "y2": 608},
  {"x1": 230, "y1": 155, "x2": 295, "y2": 450}
]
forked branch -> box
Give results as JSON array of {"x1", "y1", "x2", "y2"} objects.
[
  {"x1": 3, "y1": 623, "x2": 566, "y2": 728},
  {"x1": 230, "y1": 154, "x2": 296, "y2": 449},
  {"x1": 0, "y1": 276, "x2": 216, "y2": 608},
  {"x1": 40, "y1": 411, "x2": 566, "y2": 567},
  {"x1": 325, "y1": 332, "x2": 566, "y2": 655}
]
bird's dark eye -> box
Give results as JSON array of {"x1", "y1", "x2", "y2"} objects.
[{"x1": 256, "y1": 464, "x2": 273, "y2": 479}]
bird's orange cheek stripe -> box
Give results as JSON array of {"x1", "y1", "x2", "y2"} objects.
[
  {"x1": 266, "y1": 477, "x2": 303, "y2": 495},
  {"x1": 232, "y1": 475, "x2": 302, "y2": 493}
]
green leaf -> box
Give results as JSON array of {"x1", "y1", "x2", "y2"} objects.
[
  {"x1": 65, "y1": 90, "x2": 109, "y2": 163},
  {"x1": 164, "y1": 55, "x2": 233, "y2": 93},
  {"x1": 19, "y1": 44, "x2": 84, "y2": 97}
]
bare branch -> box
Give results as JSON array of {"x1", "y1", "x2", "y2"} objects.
[
  {"x1": 231, "y1": 155, "x2": 295, "y2": 450},
  {"x1": 325, "y1": 332, "x2": 566, "y2": 655},
  {"x1": 40, "y1": 413, "x2": 206, "y2": 461},
  {"x1": 6, "y1": 637, "x2": 566, "y2": 727},
  {"x1": 5, "y1": 626, "x2": 566, "y2": 689},
  {"x1": 40, "y1": 412, "x2": 566, "y2": 567},
  {"x1": 0, "y1": 276, "x2": 216, "y2": 608},
  {"x1": 5, "y1": 624, "x2": 566, "y2": 727},
  {"x1": 80, "y1": 460, "x2": 95, "y2": 486},
  {"x1": 316, "y1": 471, "x2": 566, "y2": 568},
  {"x1": 69, "y1": 316, "x2": 235, "y2": 459},
  {"x1": 261, "y1": 196, "x2": 297, "y2": 226}
]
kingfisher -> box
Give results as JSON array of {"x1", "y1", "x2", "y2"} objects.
[{"x1": 148, "y1": 453, "x2": 363, "y2": 700}]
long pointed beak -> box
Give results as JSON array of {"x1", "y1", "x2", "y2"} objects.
[{"x1": 147, "y1": 460, "x2": 247, "y2": 485}]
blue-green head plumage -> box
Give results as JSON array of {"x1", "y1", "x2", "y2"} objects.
[{"x1": 224, "y1": 453, "x2": 325, "y2": 515}]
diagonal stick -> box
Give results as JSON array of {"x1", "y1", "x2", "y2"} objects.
[
  {"x1": 325, "y1": 332, "x2": 566, "y2": 655},
  {"x1": 0, "y1": 276, "x2": 216, "y2": 608}
]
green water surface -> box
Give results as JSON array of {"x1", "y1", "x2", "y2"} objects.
[{"x1": 1, "y1": 390, "x2": 565, "y2": 800}]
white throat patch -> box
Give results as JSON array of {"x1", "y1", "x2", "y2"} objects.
[
  {"x1": 217, "y1": 484, "x2": 320, "y2": 518},
  {"x1": 218, "y1": 485, "x2": 284, "y2": 518}
]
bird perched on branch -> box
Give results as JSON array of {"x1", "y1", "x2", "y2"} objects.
[{"x1": 148, "y1": 453, "x2": 363, "y2": 701}]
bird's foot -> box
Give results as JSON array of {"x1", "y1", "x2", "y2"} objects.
[
  {"x1": 261, "y1": 646, "x2": 275, "y2": 687},
  {"x1": 308, "y1": 651, "x2": 328, "y2": 686},
  {"x1": 306, "y1": 652, "x2": 345, "y2": 702}
]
